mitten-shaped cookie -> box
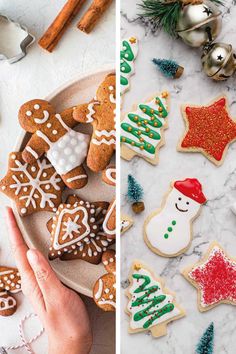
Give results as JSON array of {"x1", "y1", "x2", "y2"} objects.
[
  {"x1": 73, "y1": 74, "x2": 116, "y2": 172},
  {"x1": 93, "y1": 249, "x2": 116, "y2": 312},
  {"x1": 18, "y1": 99, "x2": 90, "y2": 189}
]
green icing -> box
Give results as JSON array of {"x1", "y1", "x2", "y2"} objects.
[
  {"x1": 120, "y1": 40, "x2": 135, "y2": 89},
  {"x1": 120, "y1": 97, "x2": 168, "y2": 155},
  {"x1": 131, "y1": 274, "x2": 175, "y2": 329}
]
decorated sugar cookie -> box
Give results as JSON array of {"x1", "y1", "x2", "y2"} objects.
[
  {"x1": 47, "y1": 195, "x2": 114, "y2": 263},
  {"x1": 120, "y1": 37, "x2": 138, "y2": 96},
  {"x1": 18, "y1": 100, "x2": 90, "y2": 189},
  {"x1": 0, "y1": 152, "x2": 65, "y2": 216},
  {"x1": 93, "y1": 249, "x2": 116, "y2": 312},
  {"x1": 73, "y1": 74, "x2": 116, "y2": 172},
  {"x1": 121, "y1": 92, "x2": 170, "y2": 164},
  {"x1": 182, "y1": 242, "x2": 236, "y2": 312},
  {"x1": 0, "y1": 292, "x2": 17, "y2": 317},
  {"x1": 126, "y1": 262, "x2": 185, "y2": 337},
  {"x1": 144, "y1": 178, "x2": 207, "y2": 257},
  {"x1": 120, "y1": 214, "x2": 133, "y2": 235},
  {"x1": 178, "y1": 96, "x2": 236, "y2": 166}
]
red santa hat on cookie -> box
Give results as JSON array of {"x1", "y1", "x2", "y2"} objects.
[{"x1": 174, "y1": 178, "x2": 207, "y2": 204}]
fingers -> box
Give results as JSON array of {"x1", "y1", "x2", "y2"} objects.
[
  {"x1": 27, "y1": 249, "x2": 64, "y2": 310},
  {"x1": 5, "y1": 207, "x2": 45, "y2": 315}
]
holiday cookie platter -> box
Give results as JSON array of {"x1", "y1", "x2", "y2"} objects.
[{"x1": 10, "y1": 66, "x2": 115, "y2": 298}]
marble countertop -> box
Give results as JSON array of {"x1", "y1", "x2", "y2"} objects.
[
  {"x1": 120, "y1": 0, "x2": 236, "y2": 353},
  {"x1": 0, "y1": 0, "x2": 115, "y2": 353}
]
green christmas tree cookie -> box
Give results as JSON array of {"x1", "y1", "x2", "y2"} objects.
[{"x1": 120, "y1": 37, "x2": 138, "y2": 96}]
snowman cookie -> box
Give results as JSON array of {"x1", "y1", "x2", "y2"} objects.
[{"x1": 144, "y1": 178, "x2": 207, "y2": 257}]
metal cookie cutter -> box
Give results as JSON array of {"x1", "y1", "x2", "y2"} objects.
[{"x1": 0, "y1": 15, "x2": 35, "y2": 64}]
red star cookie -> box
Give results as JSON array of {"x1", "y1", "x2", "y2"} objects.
[
  {"x1": 178, "y1": 97, "x2": 236, "y2": 166},
  {"x1": 182, "y1": 242, "x2": 236, "y2": 312}
]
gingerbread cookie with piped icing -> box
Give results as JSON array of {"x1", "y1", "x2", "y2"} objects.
[
  {"x1": 0, "y1": 266, "x2": 21, "y2": 317},
  {"x1": 73, "y1": 74, "x2": 116, "y2": 172},
  {"x1": 121, "y1": 92, "x2": 170, "y2": 165},
  {"x1": 126, "y1": 261, "x2": 185, "y2": 337},
  {"x1": 102, "y1": 165, "x2": 116, "y2": 187},
  {"x1": 0, "y1": 292, "x2": 17, "y2": 316},
  {"x1": 18, "y1": 99, "x2": 90, "y2": 189},
  {"x1": 101, "y1": 166, "x2": 116, "y2": 239},
  {"x1": 47, "y1": 196, "x2": 115, "y2": 263},
  {"x1": 0, "y1": 152, "x2": 65, "y2": 216},
  {"x1": 182, "y1": 242, "x2": 236, "y2": 312},
  {"x1": 93, "y1": 249, "x2": 116, "y2": 312}
]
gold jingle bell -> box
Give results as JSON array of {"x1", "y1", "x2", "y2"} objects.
[
  {"x1": 176, "y1": 0, "x2": 222, "y2": 47},
  {"x1": 202, "y1": 42, "x2": 236, "y2": 80}
]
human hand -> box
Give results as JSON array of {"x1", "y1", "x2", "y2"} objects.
[{"x1": 6, "y1": 207, "x2": 92, "y2": 354}]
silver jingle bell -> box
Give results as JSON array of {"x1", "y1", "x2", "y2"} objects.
[
  {"x1": 176, "y1": 0, "x2": 222, "y2": 47},
  {"x1": 202, "y1": 42, "x2": 236, "y2": 80}
]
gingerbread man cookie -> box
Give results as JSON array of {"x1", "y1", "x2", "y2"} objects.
[
  {"x1": 73, "y1": 74, "x2": 116, "y2": 172},
  {"x1": 18, "y1": 99, "x2": 90, "y2": 189},
  {"x1": 93, "y1": 249, "x2": 116, "y2": 312},
  {"x1": 0, "y1": 152, "x2": 65, "y2": 216},
  {"x1": 102, "y1": 166, "x2": 116, "y2": 239},
  {"x1": 47, "y1": 195, "x2": 115, "y2": 263}
]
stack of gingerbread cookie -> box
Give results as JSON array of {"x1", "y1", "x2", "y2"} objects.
[{"x1": 0, "y1": 73, "x2": 116, "y2": 312}]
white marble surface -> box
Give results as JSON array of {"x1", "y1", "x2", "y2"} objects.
[
  {"x1": 120, "y1": 1, "x2": 236, "y2": 353},
  {"x1": 0, "y1": 0, "x2": 115, "y2": 352}
]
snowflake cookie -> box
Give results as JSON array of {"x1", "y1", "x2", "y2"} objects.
[
  {"x1": 182, "y1": 242, "x2": 236, "y2": 312},
  {"x1": 18, "y1": 99, "x2": 90, "y2": 189},
  {"x1": 93, "y1": 249, "x2": 116, "y2": 312},
  {"x1": 73, "y1": 74, "x2": 116, "y2": 172},
  {"x1": 126, "y1": 262, "x2": 185, "y2": 338},
  {"x1": 0, "y1": 152, "x2": 65, "y2": 216},
  {"x1": 47, "y1": 195, "x2": 115, "y2": 263}
]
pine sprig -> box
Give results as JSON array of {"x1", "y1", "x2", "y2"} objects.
[{"x1": 138, "y1": 0, "x2": 182, "y2": 36}]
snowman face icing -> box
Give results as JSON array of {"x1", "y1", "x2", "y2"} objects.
[{"x1": 168, "y1": 188, "x2": 200, "y2": 219}]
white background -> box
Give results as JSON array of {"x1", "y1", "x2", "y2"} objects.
[{"x1": 0, "y1": 0, "x2": 115, "y2": 352}]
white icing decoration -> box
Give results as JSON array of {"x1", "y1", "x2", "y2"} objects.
[
  {"x1": 66, "y1": 174, "x2": 87, "y2": 183},
  {"x1": 105, "y1": 167, "x2": 116, "y2": 185},
  {"x1": 103, "y1": 200, "x2": 116, "y2": 236},
  {"x1": 26, "y1": 111, "x2": 32, "y2": 117},
  {"x1": 0, "y1": 292, "x2": 16, "y2": 311},
  {"x1": 25, "y1": 146, "x2": 39, "y2": 159},
  {"x1": 128, "y1": 268, "x2": 180, "y2": 330},
  {"x1": 120, "y1": 38, "x2": 139, "y2": 96},
  {"x1": 34, "y1": 110, "x2": 50, "y2": 124},
  {"x1": 86, "y1": 101, "x2": 99, "y2": 123},
  {"x1": 34, "y1": 104, "x2": 40, "y2": 110},
  {"x1": 120, "y1": 220, "x2": 130, "y2": 232},
  {"x1": 121, "y1": 95, "x2": 168, "y2": 159},
  {"x1": 95, "y1": 279, "x2": 116, "y2": 309},
  {"x1": 145, "y1": 187, "x2": 201, "y2": 256},
  {"x1": 10, "y1": 158, "x2": 61, "y2": 212},
  {"x1": 92, "y1": 130, "x2": 116, "y2": 146},
  {"x1": 53, "y1": 206, "x2": 90, "y2": 250}
]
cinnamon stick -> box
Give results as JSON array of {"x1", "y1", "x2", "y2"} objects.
[
  {"x1": 38, "y1": 0, "x2": 86, "y2": 52},
  {"x1": 77, "y1": 0, "x2": 113, "y2": 34}
]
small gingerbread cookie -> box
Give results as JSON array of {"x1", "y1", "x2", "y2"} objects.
[
  {"x1": 0, "y1": 267, "x2": 21, "y2": 293},
  {"x1": 0, "y1": 292, "x2": 17, "y2": 317},
  {"x1": 73, "y1": 74, "x2": 116, "y2": 172},
  {"x1": 182, "y1": 242, "x2": 236, "y2": 312},
  {"x1": 144, "y1": 178, "x2": 207, "y2": 257},
  {"x1": 93, "y1": 249, "x2": 116, "y2": 312},
  {"x1": 121, "y1": 92, "x2": 170, "y2": 165},
  {"x1": 126, "y1": 261, "x2": 185, "y2": 337},
  {"x1": 120, "y1": 37, "x2": 138, "y2": 97},
  {"x1": 0, "y1": 152, "x2": 65, "y2": 216},
  {"x1": 102, "y1": 165, "x2": 116, "y2": 187},
  {"x1": 120, "y1": 214, "x2": 133, "y2": 235},
  {"x1": 178, "y1": 96, "x2": 236, "y2": 166},
  {"x1": 18, "y1": 99, "x2": 90, "y2": 189}
]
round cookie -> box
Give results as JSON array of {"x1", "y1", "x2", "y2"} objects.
[{"x1": 0, "y1": 292, "x2": 17, "y2": 317}]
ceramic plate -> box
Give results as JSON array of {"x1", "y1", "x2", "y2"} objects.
[{"x1": 13, "y1": 65, "x2": 115, "y2": 298}]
